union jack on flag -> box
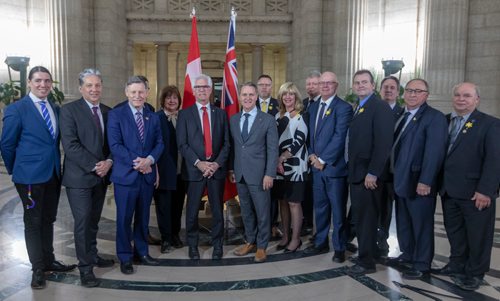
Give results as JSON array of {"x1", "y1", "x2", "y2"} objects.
[{"x1": 220, "y1": 9, "x2": 239, "y2": 118}]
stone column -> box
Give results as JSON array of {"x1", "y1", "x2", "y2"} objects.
[
  {"x1": 420, "y1": 0, "x2": 468, "y2": 112},
  {"x1": 252, "y1": 44, "x2": 264, "y2": 82},
  {"x1": 156, "y1": 42, "x2": 170, "y2": 108}
]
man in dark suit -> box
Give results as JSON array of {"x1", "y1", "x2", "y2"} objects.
[
  {"x1": 346, "y1": 70, "x2": 394, "y2": 276},
  {"x1": 304, "y1": 71, "x2": 352, "y2": 264},
  {"x1": 256, "y1": 74, "x2": 280, "y2": 238},
  {"x1": 229, "y1": 82, "x2": 278, "y2": 263},
  {"x1": 377, "y1": 76, "x2": 404, "y2": 256},
  {"x1": 1, "y1": 66, "x2": 76, "y2": 289},
  {"x1": 437, "y1": 82, "x2": 500, "y2": 291},
  {"x1": 107, "y1": 76, "x2": 164, "y2": 274},
  {"x1": 176, "y1": 74, "x2": 230, "y2": 260},
  {"x1": 392, "y1": 79, "x2": 448, "y2": 279},
  {"x1": 302, "y1": 70, "x2": 321, "y2": 233},
  {"x1": 60, "y1": 69, "x2": 115, "y2": 287}
]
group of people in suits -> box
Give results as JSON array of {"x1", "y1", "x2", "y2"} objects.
[{"x1": 1, "y1": 65, "x2": 498, "y2": 292}]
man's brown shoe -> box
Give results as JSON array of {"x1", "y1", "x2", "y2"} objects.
[
  {"x1": 233, "y1": 243, "x2": 257, "y2": 256},
  {"x1": 254, "y1": 249, "x2": 267, "y2": 263}
]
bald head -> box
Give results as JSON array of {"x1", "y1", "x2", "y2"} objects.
[{"x1": 319, "y1": 71, "x2": 339, "y2": 100}]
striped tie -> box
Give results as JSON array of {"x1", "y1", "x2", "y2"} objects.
[
  {"x1": 39, "y1": 101, "x2": 55, "y2": 139},
  {"x1": 135, "y1": 112, "x2": 144, "y2": 143}
]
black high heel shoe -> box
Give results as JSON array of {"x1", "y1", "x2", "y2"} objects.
[
  {"x1": 284, "y1": 240, "x2": 302, "y2": 253},
  {"x1": 276, "y1": 238, "x2": 290, "y2": 251}
]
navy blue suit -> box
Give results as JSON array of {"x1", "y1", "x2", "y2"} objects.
[
  {"x1": 307, "y1": 96, "x2": 353, "y2": 251},
  {"x1": 1, "y1": 94, "x2": 61, "y2": 271},
  {"x1": 393, "y1": 103, "x2": 447, "y2": 272},
  {"x1": 107, "y1": 103, "x2": 164, "y2": 263}
]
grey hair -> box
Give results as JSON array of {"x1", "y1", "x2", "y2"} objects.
[
  {"x1": 307, "y1": 70, "x2": 321, "y2": 79},
  {"x1": 194, "y1": 74, "x2": 213, "y2": 87},
  {"x1": 125, "y1": 76, "x2": 147, "y2": 89},
  {"x1": 78, "y1": 68, "x2": 102, "y2": 86},
  {"x1": 452, "y1": 82, "x2": 480, "y2": 98},
  {"x1": 240, "y1": 82, "x2": 257, "y2": 93}
]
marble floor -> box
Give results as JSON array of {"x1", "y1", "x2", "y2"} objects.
[{"x1": 0, "y1": 164, "x2": 499, "y2": 301}]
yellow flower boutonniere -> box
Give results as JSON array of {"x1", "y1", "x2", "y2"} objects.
[
  {"x1": 462, "y1": 120, "x2": 474, "y2": 133},
  {"x1": 359, "y1": 107, "x2": 365, "y2": 113},
  {"x1": 325, "y1": 109, "x2": 332, "y2": 116}
]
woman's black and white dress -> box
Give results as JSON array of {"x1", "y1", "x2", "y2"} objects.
[{"x1": 273, "y1": 111, "x2": 309, "y2": 203}]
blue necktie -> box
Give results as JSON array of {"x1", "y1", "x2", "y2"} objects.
[
  {"x1": 135, "y1": 112, "x2": 144, "y2": 143},
  {"x1": 241, "y1": 113, "x2": 250, "y2": 142},
  {"x1": 448, "y1": 116, "x2": 463, "y2": 152},
  {"x1": 39, "y1": 101, "x2": 55, "y2": 139},
  {"x1": 315, "y1": 102, "x2": 327, "y2": 134}
]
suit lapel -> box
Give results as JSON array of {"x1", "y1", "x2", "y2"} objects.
[
  {"x1": 400, "y1": 103, "x2": 427, "y2": 140},
  {"x1": 26, "y1": 97, "x2": 54, "y2": 140},
  {"x1": 78, "y1": 99, "x2": 104, "y2": 145},
  {"x1": 190, "y1": 105, "x2": 203, "y2": 136},
  {"x1": 316, "y1": 97, "x2": 338, "y2": 136},
  {"x1": 248, "y1": 111, "x2": 263, "y2": 140},
  {"x1": 233, "y1": 112, "x2": 243, "y2": 144}
]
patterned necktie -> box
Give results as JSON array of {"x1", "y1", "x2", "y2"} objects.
[
  {"x1": 261, "y1": 101, "x2": 268, "y2": 113},
  {"x1": 448, "y1": 116, "x2": 463, "y2": 152},
  {"x1": 39, "y1": 101, "x2": 55, "y2": 139},
  {"x1": 241, "y1": 113, "x2": 250, "y2": 142},
  {"x1": 91, "y1": 106, "x2": 103, "y2": 136},
  {"x1": 135, "y1": 112, "x2": 144, "y2": 143},
  {"x1": 202, "y1": 107, "x2": 212, "y2": 159},
  {"x1": 315, "y1": 102, "x2": 327, "y2": 134}
]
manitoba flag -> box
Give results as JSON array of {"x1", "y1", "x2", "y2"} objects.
[
  {"x1": 222, "y1": 9, "x2": 239, "y2": 201},
  {"x1": 182, "y1": 8, "x2": 202, "y2": 108}
]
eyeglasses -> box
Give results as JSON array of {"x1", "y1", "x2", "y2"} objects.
[
  {"x1": 194, "y1": 85, "x2": 211, "y2": 90},
  {"x1": 405, "y1": 88, "x2": 428, "y2": 95},
  {"x1": 319, "y1": 81, "x2": 337, "y2": 86}
]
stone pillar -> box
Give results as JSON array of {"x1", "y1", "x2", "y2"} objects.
[
  {"x1": 47, "y1": 0, "x2": 86, "y2": 101},
  {"x1": 327, "y1": 0, "x2": 367, "y2": 95},
  {"x1": 420, "y1": 0, "x2": 468, "y2": 112},
  {"x1": 156, "y1": 42, "x2": 170, "y2": 108},
  {"x1": 252, "y1": 44, "x2": 264, "y2": 82}
]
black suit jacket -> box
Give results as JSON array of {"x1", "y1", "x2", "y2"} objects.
[
  {"x1": 440, "y1": 110, "x2": 500, "y2": 200},
  {"x1": 156, "y1": 111, "x2": 178, "y2": 190},
  {"x1": 348, "y1": 94, "x2": 394, "y2": 184},
  {"x1": 256, "y1": 97, "x2": 279, "y2": 117},
  {"x1": 392, "y1": 104, "x2": 404, "y2": 120},
  {"x1": 60, "y1": 98, "x2": 112, "y2": 188},
  {"x1": 303, "y1": 95, "x2": 320, "y2": 112},
  {"x1": 176, "y1": 104, "x2": 230, "y2": 181}
]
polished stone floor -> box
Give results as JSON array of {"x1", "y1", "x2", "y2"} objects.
[{"x1": 0, "y1": 163, "x2": 499, "y2": 301}]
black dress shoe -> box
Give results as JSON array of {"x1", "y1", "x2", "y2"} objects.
[
  {"x1": 95, "y1": 256, "x2": 115, "y2": 268},
  {"x1": 212, "y1": 247, "x2": 223, "y2": 260},
  {"x1": 120, "y1": 261, "x2": 134, "y2": 275},
  {"x1": 451, "y1": 275, "x2": 482, "y2": 291},
  {"x1": 172, "y1": 235, "x2": 184, "y2": 249},
  {"x1": 161, "y1": 241, "x2": 172, "y2": 254},
  {"x1": 283, "y1": 240, "x2": 302, "y2": 253},
  {"x1": 431, "y1": 264, "x2": 464, "y2": 276},
  {"x1": 347, "y1": 264, "x2": 376, "y2": 276},
  {"x1": 148, "y1": 234, "x2": 161, "y2": 245},
  {"x1": 303, "y1": 243, "x2": 329, "y2": 255},
  {"x1": 385, "y1": 256, "x2": 412, "y2": 269},
  {"x1": 332, "y1": 251, "x2": 345, "y2": 263},
  {"x1": 188, "y1": 247, "x2": 200, "y2": 260},
  {"x1": 44, "y1": 260, "x2": 77, "y2": 272},
  {"x1": 139, "y1": 255, "x2": 160, "y2": 266},
  {"x1": 31, "y1": 269, "x2": 46, "y2": 289},
  {"x1": 80, "y1": 271, "x2": 100, "y2": 288},
  {"x1": 402, "y1": 269, "x2": 429, "y2": 280}
]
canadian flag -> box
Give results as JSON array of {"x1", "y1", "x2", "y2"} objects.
[{"x1": 182, "y1": 8, "x2": 202, "y2": 108}]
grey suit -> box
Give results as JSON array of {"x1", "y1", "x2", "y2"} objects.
[
  {"x1": 60, "y1": 98, "x2": 111, "y2": 273},
  {"x1": 229, "y1": 109, "x2": 278, "y2": 248}
]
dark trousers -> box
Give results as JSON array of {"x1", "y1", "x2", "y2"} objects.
[
  {"x1": 302, "y1": 176, "x2": 314, "y2": 228},
  {"x1": 378, "y1": 180, "x2": 395, "y2": 249},
  {"x1": 114, "y1": 175, "x2": 154, "y2": 263},
  {"x1": 66, "y1": 181, "x2": 107, "y2": 272},
  {"x1": 185, "y1": 178, "x2": 224, "y2": 248},
  {"x1": 442, "y1": 195, "x2": 495, "y2": 278},
  {"x1": 15, "y1": 173, "x2": 61, "y2": 270},
  {"x1": 395, "y1": 194, "x2": 436, "y2": 271},
  {"x1": 312, "y1": 172, "x2": 348, "y2": 251},
  {"x1": 350, "y1": 182, "x2": 383, "y2": 269},
  {"x1": 153, "y1": 176, "x2": 186, "y2": 242}
]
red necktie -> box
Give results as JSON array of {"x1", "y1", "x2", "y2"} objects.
[{"x1": 202, "y1": 107, "x2": 212, "y2": 159}]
